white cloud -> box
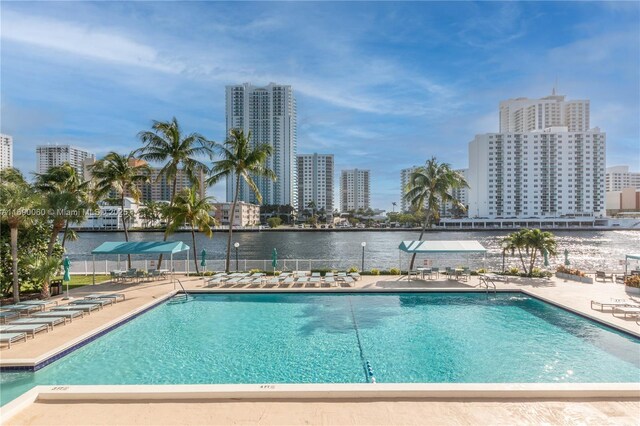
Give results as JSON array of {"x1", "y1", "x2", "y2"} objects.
[{"x1": 1, "y1": 11, "x2": 183, "y2": 73}]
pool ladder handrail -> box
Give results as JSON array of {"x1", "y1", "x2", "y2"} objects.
[
  {"x1": 175, "y1": 279, "x2": 191, "y2": 301},
  {"x1": 478, "y1": 276, "x2": 497, "y2": 294}
]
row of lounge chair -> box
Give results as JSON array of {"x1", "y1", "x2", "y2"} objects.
[
  {"x1": 0, "y1": 293, "x2": 125, "y2": 349},
  {"x1": 590, "y1": 297, "x2": 640, "y2": 323},
  {"x1": 205, "y1": 271, "x2": 362, "y2": 289}
]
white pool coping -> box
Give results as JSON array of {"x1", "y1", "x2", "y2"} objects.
[{"x1": 2, "y1": 382, "x2": 639, "y2": 423}]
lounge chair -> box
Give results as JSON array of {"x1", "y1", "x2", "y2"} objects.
[
  {"x1": 615, "y1": 275, "x2": 625, "y2": 284},
  {"x1": 71, "y1": 299, "x2": 111, "y2": 309},
  {"x1": 325, "y1": 272, "x2": 334, "y2": 278},
  {"x1": 0, "y1": 323, "x2": 49, "y2": 338},
  {"x1": 350, "y1": 273, "x2": 361, "y2": 281},
  {"x1": 590, "y1": 299, "x2": 638, "y2": 312},
  {"x1": 32, "y1": 310, "x2": 83, "y2": 321},
  {"x1": 341, "y1": 276, "x2": 355, "y2": 287},
  {"x1": 17, "y1": 300, "x2": 59, "y2": 309},
  {"x1": 10, "y1": 317, "x2": 66, "y2": 330},
  {"x1": 0, "y1": 311, "x2": 20, "y2": 324},
  {"x1": 595, "y1": 271, "x2": 614, "y2": 282},
  {"x1": 612, "y1": 306, "x2": 640, "y2": 319},
  {"x1": 308, "y1": 277, "x2": 321, "y2": 288},
  {"x1": 52, "y1": 304, "x2": 100, "y2": 314},
  {"x1": 324, "y1": 277, "x2": 336, "y2": 287},
  {"x1": 263, "y1": 277, "x2": 279, "y2": 288},
  {"x1": 0, "y1": 332, "x2": 28, "y2": 348},
  {"x1": 1, "y1": 304, "x2": 43, "y2": 315},
  {"x1": 311, "y1": 272, "x2": 321, "y2": 278},
  {"x1": 282, "y1": 277, "x2": 295, "y2": 287},
  {"x1": 84, "y1": 293, "x2": 126, "y2": 302}
]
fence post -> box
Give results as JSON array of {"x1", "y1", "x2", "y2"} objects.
[
  {"x1": 309, "y1": 259, "x2": 311, "y2": 271},
  {"x1": 105, "y1": 260, "x2": 108, "y2": 274},
  {"x1": 244, "y1": 259, "x2": 247, "y2": 271},
  {"x1": 296, "y1": 260, "x2": 299, "y2": 271},
  {"x1": 263, "y1": 260, "x2": 266, "y2": 271},
  {"x1": 84, "y1": 260, "x2": 88, "y2": 276}
]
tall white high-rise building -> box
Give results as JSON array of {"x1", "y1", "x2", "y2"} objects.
[
  {"x1": 340, "y1": 169, "x2": 370, "y2": 212},
  {"x1": 400, "y1": 166, "x2": 419, "y2": 212},
  {"x1": 468, "y1": 128, "x2": 606, "y2": 218},
  {"x1": 297, "y1": 153, "x2": 334, "y2": 213},
  {"x1": 441, "y1": 168, "x2": 469, "y2": 218},
  {"x1": 606, "y1": 166, "x2": 640, "y2": 191},
  {"x1": 225, "y1": 83, "x2": 297, "y2": 208},
  {"x1": 0, "y1": 134, "x2": 13, "y2": 170},
  {"x1": 36, "y1": 145, "x2": 95, "y2": 176},
  {"x1": 499, "y1": 92, "x2": 590, "y2": 133}
]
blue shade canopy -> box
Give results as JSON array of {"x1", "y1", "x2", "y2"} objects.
[
  {"x1": 398, "y1": 240, "x2": 487, "y2": 253},
  {"x1": 92, "y1": 241, "x2": 190, "y2": 255},
  {"x1": 626, "y1": 254, "x2": 640, "y2": 261}
]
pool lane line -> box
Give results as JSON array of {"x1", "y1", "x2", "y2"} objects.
[{"x1": 347, "y1": 296, "x2": 376, "y2": 384}]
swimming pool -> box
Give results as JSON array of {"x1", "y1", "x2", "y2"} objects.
[{"x1": 1, "y1": 292, "x2": 639, "y2": 405}]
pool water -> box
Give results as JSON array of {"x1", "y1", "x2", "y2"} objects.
[{"x1": 2, "y1": 292, "x2": 639, "y2": 405}]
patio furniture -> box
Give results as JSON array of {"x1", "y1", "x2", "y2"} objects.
[
  {"x1": 17, "y1": 300, "x2": 59, "y2": 309},
  {"x1": 309, "y1": 277, "x2": 321, "y2": 287},
  {"x1": 52, "y1": 304, "x2": 100, "y2": 314},
  {"x1": 431, "y1": 267, "x2": 440, "y2": 279},
  {"x1": 72, "y1": 299, "x2": 113, "y2": 308},
  {"x1": 615, "y1": 275, "x2": 625, "y2": 284},
  {"x1": 460, "y1": 267, "x2": 471, "y2": 281},
  {"x1": 0, "y1": 323, "x2": 49, "y2": 338},
  {"x1": 0, "y1": 311, "x2": 20, "y2": 324},
  {"x1": 324, "y1": 277, "x2": 337, "y2": 287},
  {"x1": 350, "y1": 273, "x2": 361, "y2": 281},
  {"x1": 612, "y1": 306, "x2": 640, "y2": 319},
  {"x1": 32, "y1": 311, "x2": 83, "y2": 321},
  {"x1": 0, "y1": 332, "x2": 28, "y2": 348},
  {"x1": 0, "y1": 304, "x2": 42, "y2": 315},
  {"x1": 595, "y1": 271, "x2": 614, "y2": 282},
  {"x1": 416, "y1": 267, "x2": 432, "y2": 280},
  {"x1": 10, "y1": 317, "x2": 66, "y2": 330},
  {"x1": 84, "y1": 293, "x2": 126, "y2": 303},
  {"x1": 341, "y1": 276, "x2": 355, "y2": 287},
  {"x1": 590, "y1": 299, "x2": 638, "y2": 312}
]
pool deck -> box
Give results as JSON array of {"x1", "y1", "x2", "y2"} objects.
[{"x1": 2, "y1": 274, "x2": 639, "y2": 425}]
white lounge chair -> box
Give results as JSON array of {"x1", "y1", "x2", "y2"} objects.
[
  {"x1": 52, "y1": 304, "x2": 100, "y2": 314},
  {"x1": 0, "y1": 311, "x2": 20, "y2": 324},
  {"x1": 17, "y1": 300, "x2": 59, "y2": 309},
  {"x1": 0, "y1": 323, "x2": 49, "y2": 338},
  {"x1": 10, "y1": 317, "x2": 66, "y2": 330},
  {"x1": 591, "y1": 299, "x2": 638, "y2": 312},
  {"x1": 84, "y1": 293, "x2": 126, "y2": 302},
  {"x1": 32, "y1": 311, "x2": 83, "y2": 321},
  {"x1": 612, "y1": 306, "x2": 640, "y2": 319},
  {"x1": 0, "y1": 332, "x2": 28, "y2": 348}
]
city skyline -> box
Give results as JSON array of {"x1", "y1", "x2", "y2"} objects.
[{"x1": 1, "y1": 2, "x2": 639, "y2": 211}]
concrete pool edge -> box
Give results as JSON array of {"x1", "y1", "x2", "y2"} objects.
[{"x1": 2, "y1": 382, "x2": 640, "y2": 424}]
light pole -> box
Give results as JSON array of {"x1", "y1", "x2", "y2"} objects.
[
  {"x1": 234, "y1": 242, "x2": 240, "y2": 272},
  {"x1": 501, "y1": 241, "x2": 508, "y2": 273},
  {"x1": 361, "y1": 242, "x2": 367, "y2": 272}
]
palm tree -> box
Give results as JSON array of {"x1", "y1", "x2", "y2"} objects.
[
  {"x1": 207, "y1": 129, "x2": 276, "y2": 272},
  {"x1": 26, "y1": 253, "x2": 62, "y2": 299},
  {"x1": 404, "y1": 157, "x2": 468, "y2": 270},
  {"x1": 392, "y1": 202, "x2": 397, "y2": 213},
  {"x1": 35, "y1": 163, "x2": 93, "y2": 255},
  {"x1": 0, "y1": 168, "x2": 39, "y2": 302},
  {"x1": 90, "y1": 152, "x2": 150, "y2": 267},
  {"x1": 504, "y1": 229, "x2": 557, "y2": 276},
  {"x1": 137, "y1": 117, "x2": 214, "y2": 268},
  {"x1": 165, "y1": 187, "x2": 216, "y2": 274}
]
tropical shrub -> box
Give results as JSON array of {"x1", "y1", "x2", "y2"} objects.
[
  {"x1": 348, "y1": 266, "x2": 359, "y2": 273},
  {"x1": 624, "y1": 275, "x2": 640, "y2": 288},
  {"x1": 370, "y1": 268, "x2": 380, "y2": 275},
  {"x1": 0, "y1": 221, "x2": 63, "y2": 297},
  {"x1": 267, "y1": 217, "x2": 282, "y2": 228},
  {"x1": 389, "y1": 267, "x2": 401, "y2": 275},
  {"x1": 556, "y1": 265, "x2": 586, "y2": 277}
]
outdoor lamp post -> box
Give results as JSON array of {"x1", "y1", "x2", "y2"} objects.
[
  {"x1": 234, "y1": 242, "x2": 240, "y2": 272},
  {"x1": 361, "y1": 242, "x2": 367, "y2": 271},
  {"x1": 501, "y1": 241, "x2": 508, "y2": 273}
]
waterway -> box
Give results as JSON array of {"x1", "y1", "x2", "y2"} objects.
[{"x1": 63, "y1": 230, "x2": 639, "y2": 273}]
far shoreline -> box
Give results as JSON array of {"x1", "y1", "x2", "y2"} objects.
[{"x1": 67, "y1": 227, "x2": 640, "y2": 233}]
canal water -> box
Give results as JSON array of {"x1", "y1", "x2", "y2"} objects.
[{"x1": 63, "y1": 230, "x2": 639, "y2": 273}]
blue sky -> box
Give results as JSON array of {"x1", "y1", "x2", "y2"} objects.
[{"x1": 1, "y1": 1, "x2": 639, "y2": 211}]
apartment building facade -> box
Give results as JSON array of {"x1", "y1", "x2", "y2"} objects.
[
  {"x1": 340, "y1": 169, "x2": 370, "y2": 212},
  {"x1": 212, "y1": 202, "x2": 260, "y2": 227},
  {"x1": 297, "y1": 153, "x2": 334, "y2": 213},
  {"x1": 0, "y1": 134, "x2": 13, "y2": 170},
  {"x1": 36, "y1": 145, "x2": 95, "y2": 176},
  {"x1": 225, "y1": 83, "x2": 297, "y2": 208}
]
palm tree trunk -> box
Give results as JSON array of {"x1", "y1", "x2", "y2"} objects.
[
  {"x1": 47, "y1": 219, "x2": 64, "y2": 258},
  {"x1": 121, "y1": 195, "x2": 131, "y2": 268},
  {"x1": 516, "y1": 248, "x2": 528, "y2": 275},
  {"x1": 226, "y1": 173, "x2": 241, "y2": 273},
  {"x1": 61, "y1": 220, "x2": 70, "y2": 249},
  {"x1": 157, "y1": 177, "x2": 179, "y2": 269},
  {"x1": 409, "y1": 209, "x2": 431, "y2": 271},
  {"x1": 191, "y1": 228, "x2": 199, "y2": 274},
  {"x1": 10, "y1": 226, "x2": 20, "y2": 303}
]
